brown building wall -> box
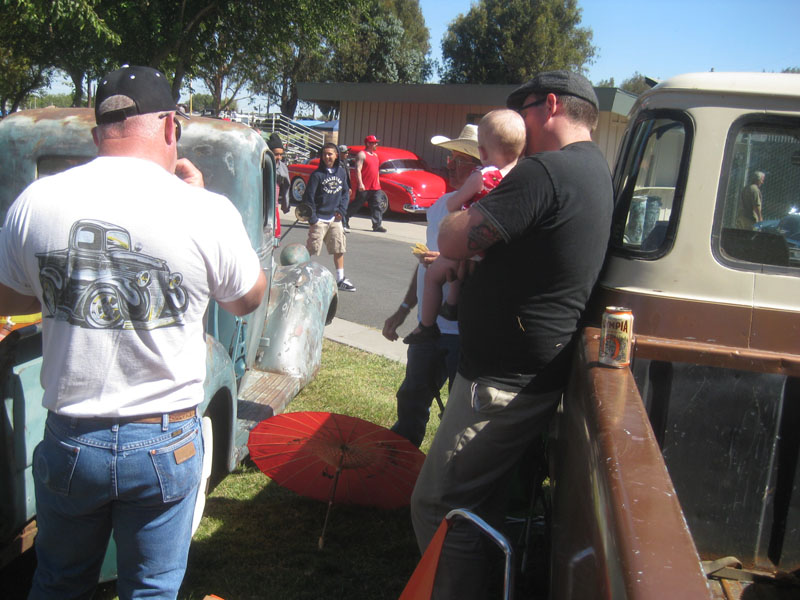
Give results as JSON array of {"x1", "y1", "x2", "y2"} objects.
[
  {"x1": 340, "y1": 101, "x2": 508, "y2": 174},
  {"x1": 340, "y1": 99, "x2": 628, "y2": 173}
]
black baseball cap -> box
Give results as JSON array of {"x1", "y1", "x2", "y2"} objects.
[
  {"x1": 95, "y1": 65, "x2": 189, "y2": 124},
  {"x1": 506, "y1": 70, "x2": 599, "y2": 111}
]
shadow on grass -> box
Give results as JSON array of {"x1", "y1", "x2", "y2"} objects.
[{"x1": 181, "y1": 465, "x2": 421, "y2": 600}]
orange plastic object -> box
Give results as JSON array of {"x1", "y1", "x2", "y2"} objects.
[{"x1": 398, "y1": 518, "x2": 451, "y2": 600}]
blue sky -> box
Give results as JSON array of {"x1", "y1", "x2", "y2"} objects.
[{"x1": 420, "y1": 0, "x2": 800, "y2": 84}]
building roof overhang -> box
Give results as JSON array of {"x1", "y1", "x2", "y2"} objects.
[{"x1": 298, "y1": 82, "x2": 637, "y2": 117}]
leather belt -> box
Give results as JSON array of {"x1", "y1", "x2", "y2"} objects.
[
  {"x1": 48, "y1": 408, "x2": 198, "y2": 424},
  {"x1": 128, "y1": 408, "x2": 198, "y2": 423}
]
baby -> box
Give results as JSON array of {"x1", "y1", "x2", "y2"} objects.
[{"x1": 404, "y1": 109, "x2": 526, "y2": 344}]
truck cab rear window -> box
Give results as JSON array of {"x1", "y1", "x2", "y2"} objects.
[
  {"x1": 714, "y1": 118, "x2": 800, "y2": 272},
  {"x1": 37, "y1": 156, "x2": 92, "y2": 178},
  {"x1": 610, "y1": 112, "x2": 692, "y2": 258}
]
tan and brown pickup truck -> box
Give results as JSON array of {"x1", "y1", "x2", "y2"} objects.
[{"x1": 551, "y1": 73, "x2": 800, "y2": 599}]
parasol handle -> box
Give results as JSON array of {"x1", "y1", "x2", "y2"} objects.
[{"x1": 318, "y1": 453, "x2": 345, "y2": 550}]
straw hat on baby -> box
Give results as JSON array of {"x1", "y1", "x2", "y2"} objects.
[{"x1": 431, "y1": 124, "x2": 480, "y2": 160}]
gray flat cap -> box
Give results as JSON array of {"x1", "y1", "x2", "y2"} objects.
[{"x1": 507, "y1": 70, "x2": 598, "y2": 111}]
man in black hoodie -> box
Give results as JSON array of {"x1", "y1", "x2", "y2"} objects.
[{"x1": 302, "y1": 143, "x2": 356, "y2": 291}]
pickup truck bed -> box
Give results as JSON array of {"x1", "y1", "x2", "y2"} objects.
[{"x1": 552, "y1": 328, "x2": 800, "y2": 599}]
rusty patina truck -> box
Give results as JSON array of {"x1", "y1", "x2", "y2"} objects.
[
  {"x1": 0, "y1": 109, "x2": 337, "y2": 576},
  {"x1": 549, "y1": 73, "x2": 800, "y2": 599}
]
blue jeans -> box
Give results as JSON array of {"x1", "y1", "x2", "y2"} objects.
[
  {"x1": 391, "y1": 333, "x2": 459, "y2": 447},
  {"x1": 29, "y1": 411, "x2": 203, "y2": 600},
  {"x1": 347, "y1": 190, "x2": 387, "y2": 230}
]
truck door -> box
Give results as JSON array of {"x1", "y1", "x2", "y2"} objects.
[{"x1": 712, "y1": 115, "x2": 800, "y2": 354}]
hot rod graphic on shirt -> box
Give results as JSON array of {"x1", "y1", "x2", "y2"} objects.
[{"x1": 36, "y1": 219, "x2": 188, "y2": 329}]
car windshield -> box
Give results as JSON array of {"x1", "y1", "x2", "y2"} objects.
[
  {"x1": 380, "y1": 159, "x2": 426, "y2": 173},
  {"x1": 106, "y1": 230, "x2": 131, "y2": 250}
]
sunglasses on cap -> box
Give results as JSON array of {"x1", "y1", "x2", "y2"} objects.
[{"x1": 159, "y1": 112, "x2": 182, "y2": 142}]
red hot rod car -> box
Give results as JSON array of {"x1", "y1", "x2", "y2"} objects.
[{"x1": 287, "y1": 145, "x2": 448, "y2": 214}]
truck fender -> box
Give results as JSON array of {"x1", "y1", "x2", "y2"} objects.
[{"x1": 255, "y1": 246, "x2": 337, "y2": 387}]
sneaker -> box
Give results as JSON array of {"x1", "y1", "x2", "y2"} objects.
[
  {"x1": 403, "y1": 323, "x2": 440, "y2": 345},
  {"x1": 372, "y1": 226, "x2": 387, "y2": 233},
  {"x1": 337, "y1": 277, "x2": 356, "y2": 292},
  {"x1": 343, "y1": 225, "x2": 351, "y2": 233}
]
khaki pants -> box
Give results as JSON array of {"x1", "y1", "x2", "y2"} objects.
[
  {"x1": 410, "y1": 373, "x2": 561, "y2": 599},
  {"x1": 306, "y1": 220, "x2": 346, "y2": 255}
]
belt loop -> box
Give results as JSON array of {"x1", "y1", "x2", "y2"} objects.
[{"x1": 161, "y1": 413, "x2": 169, "y2": 431}]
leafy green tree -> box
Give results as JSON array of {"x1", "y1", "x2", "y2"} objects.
[
  {"x1": 247, "y1": 0, "x2": 356, "y2": 117},
  {"x1": 193, "y1": 5, "x2": 257, "y2": 113},
  {"x1": 189, "y1": 93, "x2": 214, "y2": 112},
  {"x1": 34, "y1": 92, "x2": 75, "y2": 108},
  {"x1": 330, "y1": 0, "x2": 431, "y2": 84},
  {"x1": 595, "y1": 76, "x2": 615, "y2": 87},
  {"x1": 440, "y1": 0, "x2": 595, "y2": 84},
  {"x1": 619, "y1": 71, "x2": 652, "y2": 95},
  {"x1": 782, "y1": 67, "x2": 800, "y2": 74},
  {"x1": 0, "y1": 48, "x2": 52, "y2": 116},
  {"x1": 0, "y1": 0, "x2": 116, "y2": 110},
  {"x1": 254, "y1": 36, "x2": 330, "y2": 118}
]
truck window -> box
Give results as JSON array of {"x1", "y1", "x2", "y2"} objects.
[
  {"x1": 106, "y1": 230, "x2": 131, "y2": 250},
  {"x1": 610, "y1": 113, "x2": 691, "y2": 257},
  {"x1": 262, "y1": 150, "x2": 274, "y2": 230},
  {"x1": 75, "y1": 228, "x2": 100, "y2": 249},
  {"x1": 715, "y1": 118, "x2": 800, "y2": 271},
  {"x1": 38, "y1": 156, "x2": 92, "y2": 178}
]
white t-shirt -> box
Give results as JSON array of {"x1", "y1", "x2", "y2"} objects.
[
  {"x1": 417, "y1": 192, "x2": 458, "y2": 336},
  {"x1": 0, "y1": 156, "x2": 261, "y2": 417}
]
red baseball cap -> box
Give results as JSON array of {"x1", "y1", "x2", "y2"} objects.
[{"x1": 364, "y1": 135, "x2": 379, "y2": 143}]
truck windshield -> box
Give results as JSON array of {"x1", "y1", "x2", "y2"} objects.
[
  {"x1": 716, "y1": 119, "x2": 800, "y2": 271},
  {"x1": 106, "y1": 230, "x2": 131, "y2": 250},
  {"x1": 610, "y1": 112, "x2": 691, "y2": 256}
]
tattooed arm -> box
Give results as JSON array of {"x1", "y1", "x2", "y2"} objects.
[{"x1": 437, "y1": 206, "x2": 503, "y2": 260}]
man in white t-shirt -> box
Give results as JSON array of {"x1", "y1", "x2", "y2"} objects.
[
  {"x1": 382, "y1": 126, "x2": 481, "y2": 447},
  {"x1": 0, "y1": 65, "x2": 266, "y2": 599}
]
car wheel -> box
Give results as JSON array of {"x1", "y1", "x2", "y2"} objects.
[
  {"x1": 41, "y1": 278, "x2": 59, "y2": 315},
  {"x1": 85, "y1": 286, "x2": 123, "y2": 328},
  {"x1": 290, "y1": 177, "x2": 306, "y2": 204}
]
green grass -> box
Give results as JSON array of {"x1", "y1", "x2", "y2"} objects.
[{"x1": 180, "y1": 339, "x2": 442, "y2": 600}]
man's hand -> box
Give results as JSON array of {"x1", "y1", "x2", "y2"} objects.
[
  {"x1": 175, "y1": 158, "x2": 205, "y2": 188},
  {"x1": 382, "y1": 308, "x2": 408, "y2": 341},
  {"x1": 334, "y1": 212, "x2": 343, "y2": 222}
]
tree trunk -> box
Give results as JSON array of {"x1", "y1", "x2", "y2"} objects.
[{"x1": 67, "y1": 69, "x2": 84, "y2": 107}]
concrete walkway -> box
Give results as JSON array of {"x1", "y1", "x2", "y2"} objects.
[
  {"x1": 284, "y1": 212, "x2": 424, "y2": 366},
  {"x1": 324, "y1": 317, "x2": 408, "y2": 365}
]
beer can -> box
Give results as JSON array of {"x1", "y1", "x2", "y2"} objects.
[{"x1": 599, "y1": 307, "x2": 634, "y2": 368}]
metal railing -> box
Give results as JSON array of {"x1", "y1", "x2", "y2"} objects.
[{"x1": 254, "y1": 113, "x2": 324, "y2": 163}]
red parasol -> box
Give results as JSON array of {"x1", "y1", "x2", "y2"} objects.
[{"x1": 247, "y1": 411, "x2": 426, "y2": 548}]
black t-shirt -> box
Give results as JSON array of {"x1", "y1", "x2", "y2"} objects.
[{"x1": 457, "y1": 142, "x2": 613, "y2": 392}]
